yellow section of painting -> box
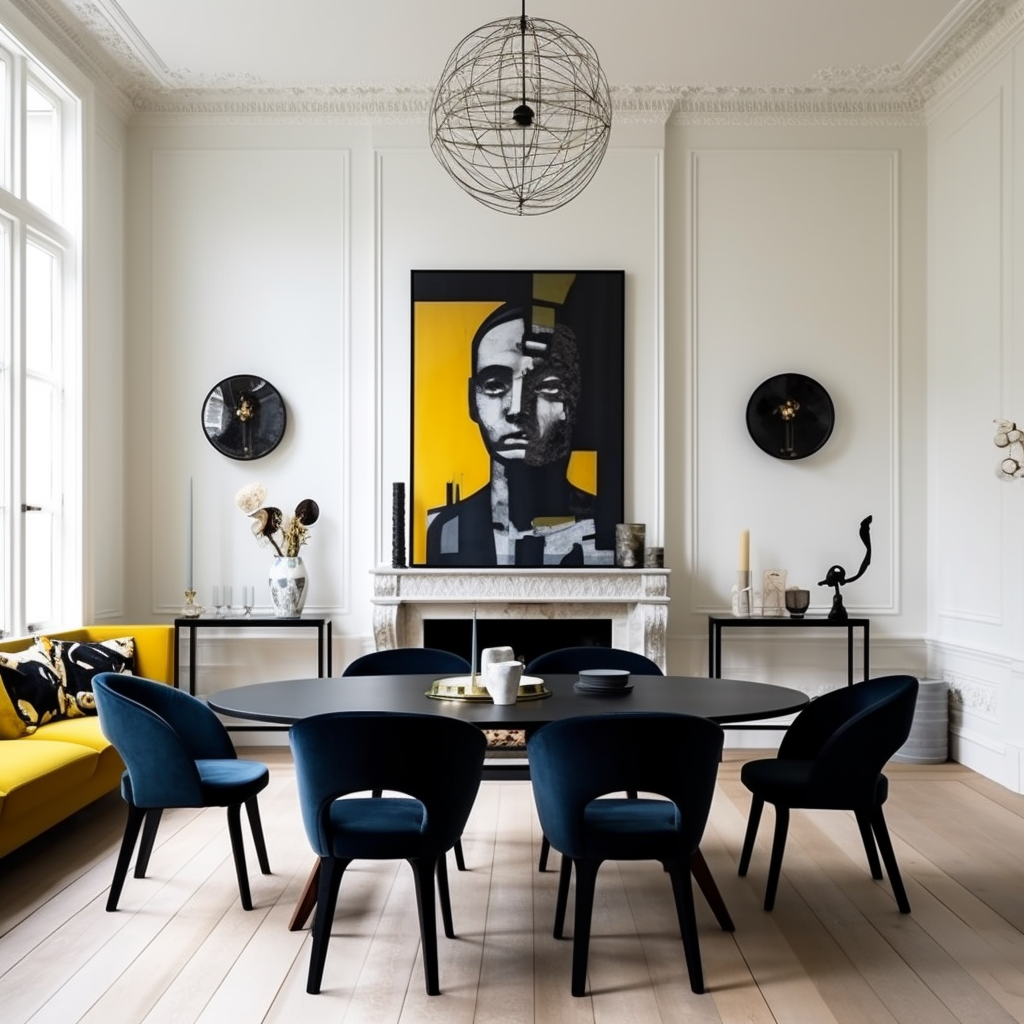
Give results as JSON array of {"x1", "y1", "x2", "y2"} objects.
[
  {"x1": 413, "y1": 301, "x2": 502, "y2": 563},
  {"x1": 566, "y1": 449, "x2": 596, "y2": 495}
]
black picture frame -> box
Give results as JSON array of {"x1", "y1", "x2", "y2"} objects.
[{"x1": 410, "y1": 270, "x2": 625, "y2": 567}]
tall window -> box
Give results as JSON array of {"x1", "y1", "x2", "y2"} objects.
[{"x1": 0, "y1": 30, "x2": 81, "y2": 637}]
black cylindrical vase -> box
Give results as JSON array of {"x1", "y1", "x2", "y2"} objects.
[{"x1": 392, "y1": 482, "x2": 407, "y2": 568}]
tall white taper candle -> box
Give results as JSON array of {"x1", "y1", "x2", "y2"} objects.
[{"x1": 186, "y1": 478, "x2": 194, "y2": 591}]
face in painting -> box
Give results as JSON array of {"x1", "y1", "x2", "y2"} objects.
[{"x1": 471, "y1": 317, "x2": 581, "y2": 467}]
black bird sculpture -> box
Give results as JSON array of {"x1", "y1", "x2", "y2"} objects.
[{"x1": 818, "y1": 515, "x2": 872, "y2": 622}]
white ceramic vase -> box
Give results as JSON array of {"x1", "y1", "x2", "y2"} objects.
[
  {"x1": 269, "y1": 556, "x2": 307, "y2": 617},
  {"x1": 484, "y1": 660, "x2": 524, "y2": 705}
]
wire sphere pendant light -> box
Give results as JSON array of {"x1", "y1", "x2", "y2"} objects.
[{"x1": 429, "y1": 2, "x2": 612, "y2": 216}]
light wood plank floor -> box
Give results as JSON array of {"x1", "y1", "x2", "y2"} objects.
[{"x1": 2, "y1": 750, "x2": 1023, "y2": 1024}]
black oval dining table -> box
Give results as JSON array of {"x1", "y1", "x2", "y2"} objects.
[
  {"x1": 207, "y1": 672, "x2": 809, "y2": 729},
  {"x1": 208, "y1": 672, "x2": 808, "y2": 932}
]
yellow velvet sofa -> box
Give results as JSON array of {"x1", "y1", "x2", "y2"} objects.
[{"x1": 0, "y1": 625, "x2": 175, "y2": 859}]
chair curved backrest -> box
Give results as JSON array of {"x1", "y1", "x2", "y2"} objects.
[
  {"x1": 525, "y1": 646, "x2": 663, "y2": 676},
  {"x1": 527, "y1": 712, "x2": 723, "y2": 859},
  {"x1": 342, "y1": 648, "x2": 471, "y2": 677},
  {"x1": 779, "y1": 675, "x2": 919, "y2": 805},
  {"x1": 289, "y1": 711, "x2": 487, "y2": 857},
  {"x1": 94, "y1": 672, "x2": 237, "y2": 807}
]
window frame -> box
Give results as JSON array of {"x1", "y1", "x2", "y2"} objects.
[{"x1": 0, "y1": 27, "x2": 82, "y2": 638}]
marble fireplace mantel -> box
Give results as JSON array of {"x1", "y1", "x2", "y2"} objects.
[{"x1": 370, "y1": 567, "x2": 670, "y2": 671}]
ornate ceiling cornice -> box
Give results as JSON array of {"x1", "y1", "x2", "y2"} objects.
[{"x1": 7, "y1": 0, "x2": 1024, "y2": 127}]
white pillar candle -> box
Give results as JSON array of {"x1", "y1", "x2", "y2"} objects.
[{"x1": 738, "y1": 529, "x2": 750, "y2": 572}]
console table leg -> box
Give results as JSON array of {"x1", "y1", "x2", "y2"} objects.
[
  {"x1": 864, "y1": 622, "x2": 870, "y2": 682},
  {"x1": 188, "y1": 627, "x2": 198, "y2": 697}
]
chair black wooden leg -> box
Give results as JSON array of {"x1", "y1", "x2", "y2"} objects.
[
  {"x1": 738, "y1": 795, "x2": 764, "y2": 876},
  {"x1": 453, "y1": 838, "x2": 466, "y2": 871},
  {"x1": 245, "y1": 797, "x2": 271, "y2": 875},
  {"x1": 855, "y1": 808, "x2": 883, "y2": 879},
  {"x1": 436, "y1": 853, "x2": 455, "y2": 938},
  {"x1": 764, "y1": 805, "x2": 790, "y2": 911},
  {"x1": 410, "y1": 857, "x2": 441, "y2": 995},
  {"x1": 107, "y1": 804, "x2": 146, "y2": 911},
  {"x1": 667, "y1": 860, "x2": 705, "y2": 994},
  {"x1": 553, "y1": 854, "x2": 572, "y2": 939},
  {"x1": 307, "y1": 856, "x2": 348, "y2": 994},
  {"x1": 689, "y1": 848, "x2": 734, "y2": 931},
  {"x1": 539, "y1": 834, "x2": 551, "y2": 872},
  {"x1": 870, "y1": 806, "x2": 911, "y2": 913},
  {"x1": 570, "y1": 860, "x2": 600, "y2": 997},
  {"x1": 226, "y1": 803, "x2": 253, "y2": 911},
  {"x1": 134, "y1": 808, "x2": 162, "y2": 877}
]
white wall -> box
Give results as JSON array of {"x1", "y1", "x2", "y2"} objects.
[
  {"x1": 664, "y1": 123, "x2": 929, "y2": 701},
  {"x1": 928, "y1": 39, "x2": 1024, "y2": 790},
  {"x1": 85, "y1": 99, "x2": 128, "y2": 622},
  {"x1": 114, "y1": 111, "x2": 931, "y2": 740}
]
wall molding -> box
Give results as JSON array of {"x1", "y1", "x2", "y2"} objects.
[{"x1": 7, "y1": 0, "x2": 1023, "y2": 126}]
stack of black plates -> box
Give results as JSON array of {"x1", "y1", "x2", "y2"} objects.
[{"x1": 573, "y1": 668, "x2": 633, "y2": 696}]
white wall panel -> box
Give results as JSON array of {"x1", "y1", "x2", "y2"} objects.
[
  {"x1": 148, "y1": 148, "x2": 349, "y2": 619},
  {"x1": 927, "y1": 50, "x2": 1024, "y2": 788},
  {"x1": 375, "y1": 139, "x2": 665, "y2": 558},
  {"x1": 85, "y1": 106, "x2": 127, "y2": 621},
  {"x1": 930, "y1": 84, "x2": 1008, "y2": 632},
  {"x1": 690, "y1": 148, "x2": 898, "y2": 617}
]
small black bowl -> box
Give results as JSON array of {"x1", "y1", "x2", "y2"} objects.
[{"x1": 577, "y1": 668, "x2": 631, "y2": 688}]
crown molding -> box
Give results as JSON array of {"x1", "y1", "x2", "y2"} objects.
[{"x1": 6, "y1": 0, "x2": 1022, "y2": 127}]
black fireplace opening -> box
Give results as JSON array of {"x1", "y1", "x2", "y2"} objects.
[{"x1": 422, "y1": 618, "x2": 613, "y2": 671}]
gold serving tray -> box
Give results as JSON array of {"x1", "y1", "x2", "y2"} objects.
[{"x1": 425, "y1": 674, "x2": 551, "y2": 702}]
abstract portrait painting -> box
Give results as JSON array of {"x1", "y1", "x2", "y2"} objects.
[{"x1": 411, "y1": 270, "x2": 624, "y2": 567}]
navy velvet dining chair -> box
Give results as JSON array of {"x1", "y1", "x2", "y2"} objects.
[
  {"x1": 93, "y1": 672, "x2": 271, "y2": 912},
  {"x1": 528, "y1": 712, "x2": 726, "y2": 996},
  {"x1": 289, "y1": 711, "x2": 487, "y2": 996},
  {"x1": 525, "y1": 645, "x2": 663, "y2": 870},
  {"x1": 737, "y1": 674, "x2": 919, "y2": 913},
  {"x1": 525, "y1": 645, "x2": 663, "y2": 677},
  {"x1": 343, "y1": 647, "x2": 471, "y2": 678},
  {"x1": 342, "y1": 646, "x2": 471, "y2": 870}
]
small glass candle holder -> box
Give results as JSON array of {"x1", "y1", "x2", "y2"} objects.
[
  {"x1": 182, "y1": 590, "x2": 203, "y2": 618},
  {"x1": 785, "y1": 587, "x2": 811, "y2": 618}
]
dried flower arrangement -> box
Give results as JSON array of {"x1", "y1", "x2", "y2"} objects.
[{"x1": 236, "y1": 482, "x2": 319, "y2": 558}]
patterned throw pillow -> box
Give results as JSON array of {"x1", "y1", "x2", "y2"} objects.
[
  {"x1": 36, "y1": 635, "x2": 136, "y2": 716},
  {"x1": 0, "y1": 636, "x2": 136, "y2": 736},
  {"x1": 0, "y1": 646, "x2": 66, "y2": 734}
]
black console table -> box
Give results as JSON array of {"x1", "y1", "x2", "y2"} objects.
[
  {"x1": 174, "y1": 617, "x2": 333, "y2": 730},
  {"x1": 708, "y1": 614, "x2": 869, "y2": 689}
]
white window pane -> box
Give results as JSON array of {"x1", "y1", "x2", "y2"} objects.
[
  {"x1": 24, "y1": 508, "x2": 53, "y2": 626},
  {"x1": 25, "y1": 375, "x2": 55, "y2": 500},
  {"x1": 0, "y1": 57, "x2": 7, "y2": 193},
  {"x1": 26, "y1": 81, "x2": 57, "y2": 214},
  {"x1": 25, "y1": 241, "x2": 56, "y2": 375}
]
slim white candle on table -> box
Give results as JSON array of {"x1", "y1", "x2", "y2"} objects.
[{"x1": 186, "y1": 478, "x2": 194, "y2": 591}]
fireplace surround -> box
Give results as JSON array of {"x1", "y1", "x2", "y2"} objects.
[{"x1": 370, "y1": 567, "x2": 670, "y2": 671}]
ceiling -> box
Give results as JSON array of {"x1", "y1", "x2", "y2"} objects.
[{"x1": 16, "y1": 0, "x2": 1011, "y2": 113}]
